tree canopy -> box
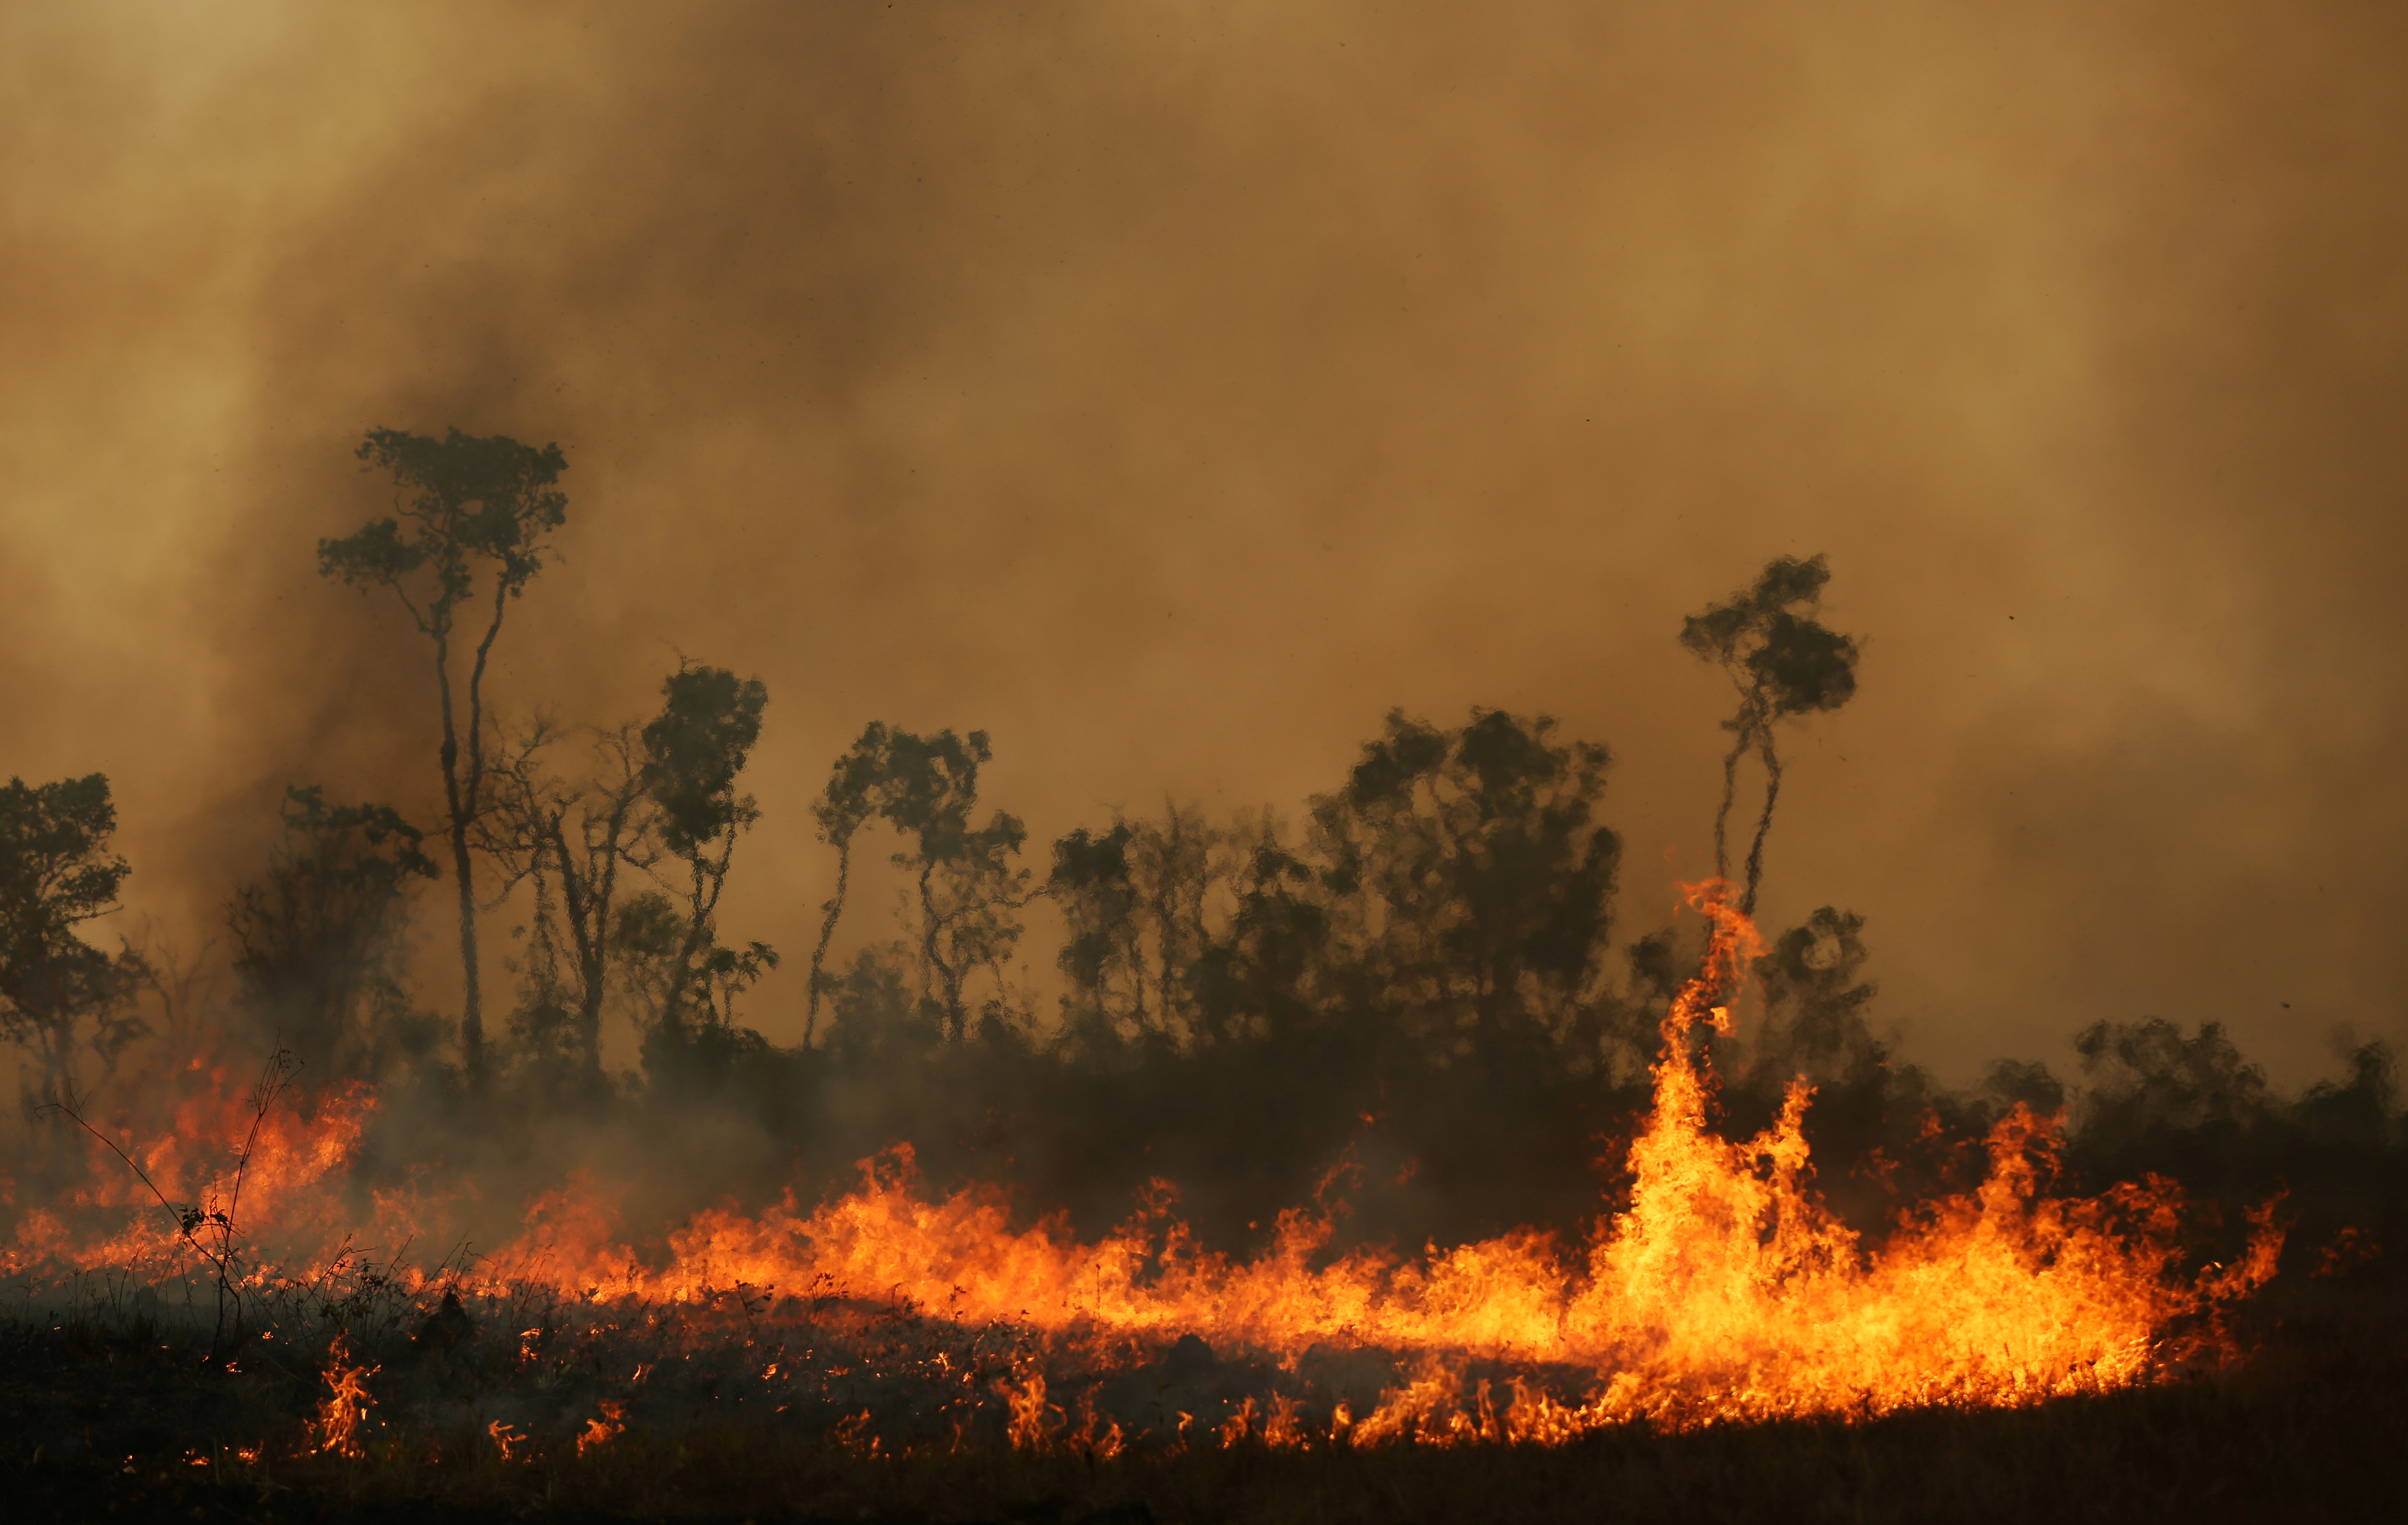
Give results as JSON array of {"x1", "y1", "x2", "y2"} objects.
[
  {"x1": 0, "y1": 774, "x2": 144, "y2": 1096},
  {"x1": 1680, "y1": 554, "x2": 1860, "y2": 913}
]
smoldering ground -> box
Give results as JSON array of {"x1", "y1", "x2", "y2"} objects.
[{"x1": 5, "y1": 0, "x2": 2408, "y2": 1103}]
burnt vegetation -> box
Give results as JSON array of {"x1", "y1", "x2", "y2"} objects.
[{"x1": 2, "y1": 430, "x2": 2402, "y2": 1522}]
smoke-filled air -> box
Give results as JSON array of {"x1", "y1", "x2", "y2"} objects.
[{"x1": 3, "y1": 5, "x2": 2404, "y2": 1522}]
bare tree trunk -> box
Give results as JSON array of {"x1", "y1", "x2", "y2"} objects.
[
  {"x1": 660, "y1": 833, "x2": 733, "y2": 1033},
  {"x1": 1710, "y1": 723, "x2": 1750, "y2": 887},
  {"x1": 919, "y1": 861, "x2": 966, "y2": 1042},
  {"x1": 1740, "y1": 734, "x2": 1784, "y2": 917},
  {"x1": 573, "y1": 866, "x2": 610, "y2": 1076},
  {"x1": 430, "y1": 626, "x2": 483, "y2": 1078},
  {"x1": 454, "y1": 580, "x2": 511, "y2": 1078},
  {"x1": 542, "y1": 815, "x2": 606, "y2": 1079},
  {"x1": 804, "y1": 833, "x2": 852, "y2": 1048}
]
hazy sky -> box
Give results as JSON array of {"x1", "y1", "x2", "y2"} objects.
[{"x1": 6, "y1": 2, "x2": 2405, "y2": 1083}]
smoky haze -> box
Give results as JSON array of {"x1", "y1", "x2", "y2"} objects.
[{"x1": 6, "y1": 1, "x2": 2406, "y2": 1084}]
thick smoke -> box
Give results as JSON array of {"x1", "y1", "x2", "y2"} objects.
[{"x1": 3, "y1": 1, "x2": 2407, "y2": 1092}]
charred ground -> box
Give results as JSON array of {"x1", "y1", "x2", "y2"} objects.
[{"x1": 5, "y1": 1266, "x2": 2404, "y2": 1524}]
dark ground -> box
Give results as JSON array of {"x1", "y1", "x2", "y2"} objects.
[{"x1": 3, "y1": 1267, "x2": 2402, "y2": 1525}]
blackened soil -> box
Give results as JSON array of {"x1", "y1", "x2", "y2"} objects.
[{"x1": 5, "y1": 1281, "x2": 2406, "y2": 1525}]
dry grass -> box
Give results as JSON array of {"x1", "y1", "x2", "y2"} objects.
[{"x1": 3, "y1": 1264, "x2": 2401, "y2": 1525}]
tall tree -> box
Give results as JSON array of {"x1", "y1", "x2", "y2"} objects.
[
  {"x1": 318, "y1": 427, "x2": 568, "y2": 1076},
  {"x1": 804, "y1": 723, "x2": 889, "y2": 1048},
  {"x1": 1049, "y1": 822, "x2": 1146, "y2": 1044},
  {"x1": 480, "y1": 719, "x2": 656, "y2": 1080},
  {"x1": 876, "y1": 728, "x2": 1030, "y2": 1043},
  {"x1": 1125, "y1": 803, "x2": 1222, "y2": 1041},
  {"x1": 0, "y1": 774, "x2": 147, "y2": 1100},
  {"x1": 1679, "y1": 554, "x2": 1860, "y2": 914},
  {"x1": 637, "y1": 664, "x2": 771, "y2": 1035}
]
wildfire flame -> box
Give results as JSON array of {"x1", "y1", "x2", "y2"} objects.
[
  {"x1": 488, "y1": 1421, "x2": 525, "y2": 1461},
  {"x1": 4, "y1": 880, "x2": 2286, "y2": 1447},
  {"x1": 314, "y1": 1333, "x2": 377, "y2": 1458},
  {"x1": 574, "y1": 1399, "x2": 627, "y2": 1457}
]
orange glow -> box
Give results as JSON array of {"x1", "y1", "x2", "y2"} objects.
[
  {"x1": 1001, "y1": 1373, "x2": 1055, "y2": 1451},
  {"x1": 575, "y1": 1400, "x2": 628, "y2": 1457},
  {"x1": 314, "y1": 1333, "x2": 377, "y2": 1458},
  {"x1": 4, "y1": 881, "x2": 2288, "y2": 1448},
  {"x1": 6, "y1": 1070, "x2": 374, "y2": 1285}
]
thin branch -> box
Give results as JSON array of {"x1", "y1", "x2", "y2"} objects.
[
  {"x1": 224, "y1": 1047, "x2": 301, "y2": 1245},
  {"x1": 43, "y1": 1086, "x2": 196, "y2": 1250}
]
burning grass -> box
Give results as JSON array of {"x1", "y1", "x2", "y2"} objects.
[
  {"x1": 4, "y1": 1270, "x2": 2402, "y2": 1525},
  {"x1": 0, "y1": 884, "x2": 2373, "y2": 1520}
]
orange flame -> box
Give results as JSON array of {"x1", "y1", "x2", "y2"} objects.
[
  {"x1": 6, "y1": 882, "x2": 2291, "y2": 1446},
  {"x1": 314, "y1": 1333, "x2": 377, "y2": 1458},
  {"x1": 575, "y1": 1399, "x2": 627, "y2": 1457},
  {"x1": 487, "y1": 1421, "x2": 525, "y2": 1461},
  {"x1": 1001, "y1": 1372, "x2": 1058, "y2": 1450},
  {"x1": 6, "y1": 1068, "x2": 375, "y2": 1284},
  {"x1": 479, "y1": 882, "x2": 2276, "y2": 1433}
]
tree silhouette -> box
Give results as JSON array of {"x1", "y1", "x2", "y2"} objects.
[
  {"x1": 1748, "y1": 907, "x2": 1879, "y2": 1071},
  {"x1": 1188, "y1": 820, "x2": 1327, "y2": 1050},
  {"x1": 1126, "y1": 803, "x2": 1221, "y2": 1040},
  {"x1": 874, "y1": 728, "x2": 1031, "y2": 1044},
  {"x1": 481, "y1": 719, "x2": 657, "y2": 1082},
  {"x1": 1309, "y1": 708, "x2": 1620, "y2": 1059},
  {"x1": 634, "y1": 664, "x2": 771, "y2": 1038},
  {"x1": 318, "y1": 427, "x2": 568, "y2": 1077},
  {"x1": 1679, "y1": 554, "x2": 1860, "y2": 914},
  {"x1": 804, "y1": 723, "x2": 889, "y2": 1048},
  {"x1": 0, "y1": 774, "x2": 147, "y2": 1100},
  {"x1": 226, "y1": 786, "x2": 437, "y2": 1078},
  {"x1": 1050, "y1": 822, "x2": 1146, "y2": 1045}
]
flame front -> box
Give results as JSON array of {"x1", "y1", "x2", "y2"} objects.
[{"x1": 5, "y1": 882, "x2": 2283, "y2": 1441}]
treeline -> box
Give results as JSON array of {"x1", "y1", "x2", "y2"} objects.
[{"x1": 2, "y1": 428, "x2": 2400, "y2": 1263}]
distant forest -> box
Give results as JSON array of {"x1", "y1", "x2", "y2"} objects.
[{"x1": 3, "y1": 429, "x2": 2399, "y2": 1264}]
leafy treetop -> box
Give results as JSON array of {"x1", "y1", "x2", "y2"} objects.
[{"x1": 319, "y1": 428, "x2": 568, "y2": 626}]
